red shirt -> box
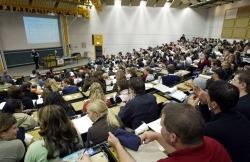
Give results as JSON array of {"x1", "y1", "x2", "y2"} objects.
[
  {"x1": 141, "y1": 75, "x2": 148, "y2": 82},
  {"x1": 82, "y1": 99, "x2": 112, "y2": 112},
  {"x1": 158, "y1": 136, "x2": 231, "y2": 162},
  {"x1": 197, "y1": 60, "x2": 211, "y2": 70}
]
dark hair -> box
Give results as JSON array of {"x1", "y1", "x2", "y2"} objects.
[
  {"x1": 207, "y1": 81, "x2": 239, "y2": 112},
  {"x1": 43, "y1": 92, "x2": 74, "y2": 116},
  {"x1": 38, "y1": 105, "x2": 80, "y2": 160},
  {"x1": 62, "y1": 78, "x2": 70, "y2": 85},
  {"x1": 129, "y1": 77, "x2": 145, "y2": 94},
  {"x1": 117, "y1": 80, "x2": 129, "y2": 92},
  {"x1": 0, "y1": 113, "x2": 17, "y2": 133},
  {"x1": 212, "y1": 59, "x2": 221, "y2": 67},
  {"x1": 0, "y1": 76, "x2": 5, "y2": 85},
  {"x1": 167, "y1": 64, "x2": 175, "y2": 74},
  {"x1": 162, "y1": 103, "x2": 204, "y2": 146},
  {"x1": 21, "y1": 82, "x2": 32, "y2": 92},
  {"x1": 7, "y1": 86, "x2": 23, "y2": 99},
  {"x1": 236, "y1": 71, "x2": 250, "y2": 93},
  {"x1": 214, "y1": 68, "x2": 227, "y2": 80},
  {"x1": 32, "y1": 70, "x2": 36, "y2": 75},
  {"x1": 2, "y1": 99, "x2": 22, "y2": 114}
]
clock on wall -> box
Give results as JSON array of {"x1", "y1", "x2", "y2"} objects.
[{"x1": 96, "y1": 35, "x2": 100, "y2": 39}]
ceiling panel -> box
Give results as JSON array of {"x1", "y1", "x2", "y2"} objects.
[
  {"x1": 213, "y1": 1, "x2": 228, "y2": 5},
  {"x1": 179, "y1": 2, "x2": 190, "y2": 8},
  {"x1": 197, "y1": 6, "x2": 209, "y2": 8},
  {"x1": 189, "y1": 0, "x2": 198, "y2": 4},
  {"x1": 170, "y1": 0, "x2": 181, "y2": 8},
  {"x1": 121, "y1": 0, "x2": 130, "y2": 6},
  {"x1": 155, "y1": 0, "x2": 166, "y2": 7},
  {"x1": 180, "y1": 0, "x2": 189, "y2": 4},
  {"x1": 106, "y1": 0, "x2": 114, "y2": 5},
  {"x1": 146, "y1": 0, "x2": 156, "y2": 7},
  {"x1": 131, "y1": 0, "x2": 141, "y2": 6},
  {"x1": 203, "y1": 4, "x2": 217, "y2": 7}
]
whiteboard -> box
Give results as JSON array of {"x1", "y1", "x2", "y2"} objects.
[
  {"x1": 0, "y1": 10, "x2": 62, "y2": 51},
  {"x1": 225, "y1": 9, "x2": 238, "y2": 19}
]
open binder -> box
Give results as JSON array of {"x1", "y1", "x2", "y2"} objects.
[{"x1": 154, "y1": 84, "x2": 187, "y2": 102}]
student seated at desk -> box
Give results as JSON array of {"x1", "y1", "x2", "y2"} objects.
[
  {"x1": 188, "y1": 81, "x2": 250, "y2": 162},
  {"x1": 44, "y1": 92, "x2": 75, "y2": 117},
  {"x1": 86, "y1": 100, "x2": 124, "y2": 146},
  {"x1": 0, "y1": 113, "x2": 25, "y2": 162},
  {"x1": 107, "y1": 104, "x2": 232, "y2": 162},
  {"x1": 118, "y1": 77, "x2": 160, "y2": 129},
  {"x1": 61, "y1": 78, "x2": 78, "y2": 95},
  {"x1": 83, "y1": 71, "x2": 106, "y2": 93},
  {"x1": 24, "y1": 105, "x2": 83, "y2": 162},
  {"x1": 83, "y1": 82, "x2": 111, "y2": 112},
  {"x1": 232, "y1": 71, "x2": 250, "y2": 121},
  {"x1": 112, "y1": 69, "x2": 127, "y2": 92},
  {"x1": 141, "y1": 66, "x2": 154, "y2": 82},
  {"x1": 116, "y1": 80, "x2": 132, "y2": 102},
  {"x1": 21, "y1": 82, "x2": 38, "y2": 100},
  {"x1": 2, "y1": 99, "x2": 38, "y2": 130},
  {"x1": 129, "y1": 67, "x2": 139, "y2": 80},
  {"x1": 162, "y1": 64, "x2": 181, "y2": 86},
  {"x1": 7, "y1": 86, "x2": 34, "y2": 110}
]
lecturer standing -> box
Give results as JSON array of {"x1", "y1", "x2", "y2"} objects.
[{"x1": 31, "y1": 49, "x2": 39, "y2": 70}]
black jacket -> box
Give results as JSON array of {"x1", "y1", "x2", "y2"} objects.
[
  {"x1": 199, "y1": 104, "x2": 250, "y2": 162},
  {"x1": 118, "y1": 93, "x2": 160, "y2": 129},
  {"x1": 87, "y1": 115, "x2": 124, "y2": 145}
]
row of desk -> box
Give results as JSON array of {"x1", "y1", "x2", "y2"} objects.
[{"x1": 27, "y1": 72, "x2": 200, "y2": 161}]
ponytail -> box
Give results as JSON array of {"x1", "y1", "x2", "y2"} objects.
[{"x1": 106, "y1": 109, "x2": 120, "y2": 128}]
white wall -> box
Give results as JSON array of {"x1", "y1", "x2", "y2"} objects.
[
  {"x1": 68, "y1": 1, "x2": 209, "y2": 60},
  {"x1": 204, "y1": 0, "x2": 250, "y2": 42}
]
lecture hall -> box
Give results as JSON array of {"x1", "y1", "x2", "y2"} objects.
[{"x1": 0, "y1": 0, "x2": 250, "y2": 162}]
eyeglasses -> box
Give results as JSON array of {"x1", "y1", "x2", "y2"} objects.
[{"x1": 231, "y1": 79, "x2": 240, "y2": 83}]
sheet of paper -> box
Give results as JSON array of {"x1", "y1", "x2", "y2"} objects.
[
  {"x1": 145, "y1": 83, "x2": 153, "y2": 88},
  {"x1": 199, "y1": 74, "x2": 212, "y2": 79},
  {"x1": 153, "y1": 84, "x2": 169, "y2": 93},
  {"x1": 147, "y1": 118, "x2": 161, "y2": 133},
  {"x1": 72, "y1": 115, "x2": 93, "y2": 134},
  {"x1": 0, "y1": 102, "x2": 6, "y2": 110}
]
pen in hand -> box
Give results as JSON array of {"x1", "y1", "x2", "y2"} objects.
[{"x1": 78, "y1": 148, "x2": 87, "y2": 160}]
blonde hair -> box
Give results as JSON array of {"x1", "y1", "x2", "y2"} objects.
[
  {"x1": 222, "y1": 61, "x2": 233, "y2": 70},
  {"x1": 126, "y1": 68, "x2": 131, "y2": 74},
  {"x1": 87, "y1": 99, "x2": 120, "y2": 128},
  {"x1": 103, "y1": 73, "x2": 110, "y2": 80},
  {"x1": 90, "y1": 82, "x2": 106, "y2": 101}
]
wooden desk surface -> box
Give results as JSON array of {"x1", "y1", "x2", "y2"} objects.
[
  {"x1": 71, "y1": 101, "x2": 84, "y2": 112},
  {"x1": 175, "y1": 79, "x2": 193, "y2": 92},
  {"x1": 62, "y1": 92, "x2": 83, "y2": 102},
  {"x1": 82, "y1": 90, "x2": 90, "y2": 97},
  {"x1": 27, "y1": 129, "x2": 41, "y2": 143},
  {"x1": 153, "y1": 94, "x2": 167, "y2": 104}
]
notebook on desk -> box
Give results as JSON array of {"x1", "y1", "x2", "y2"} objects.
[
  {"x1": 154, "y1": 84, "x2": 187, "y2": 102},
  {"x1": 72, "y1": 115, "x2": 93, "y2": 134}
]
